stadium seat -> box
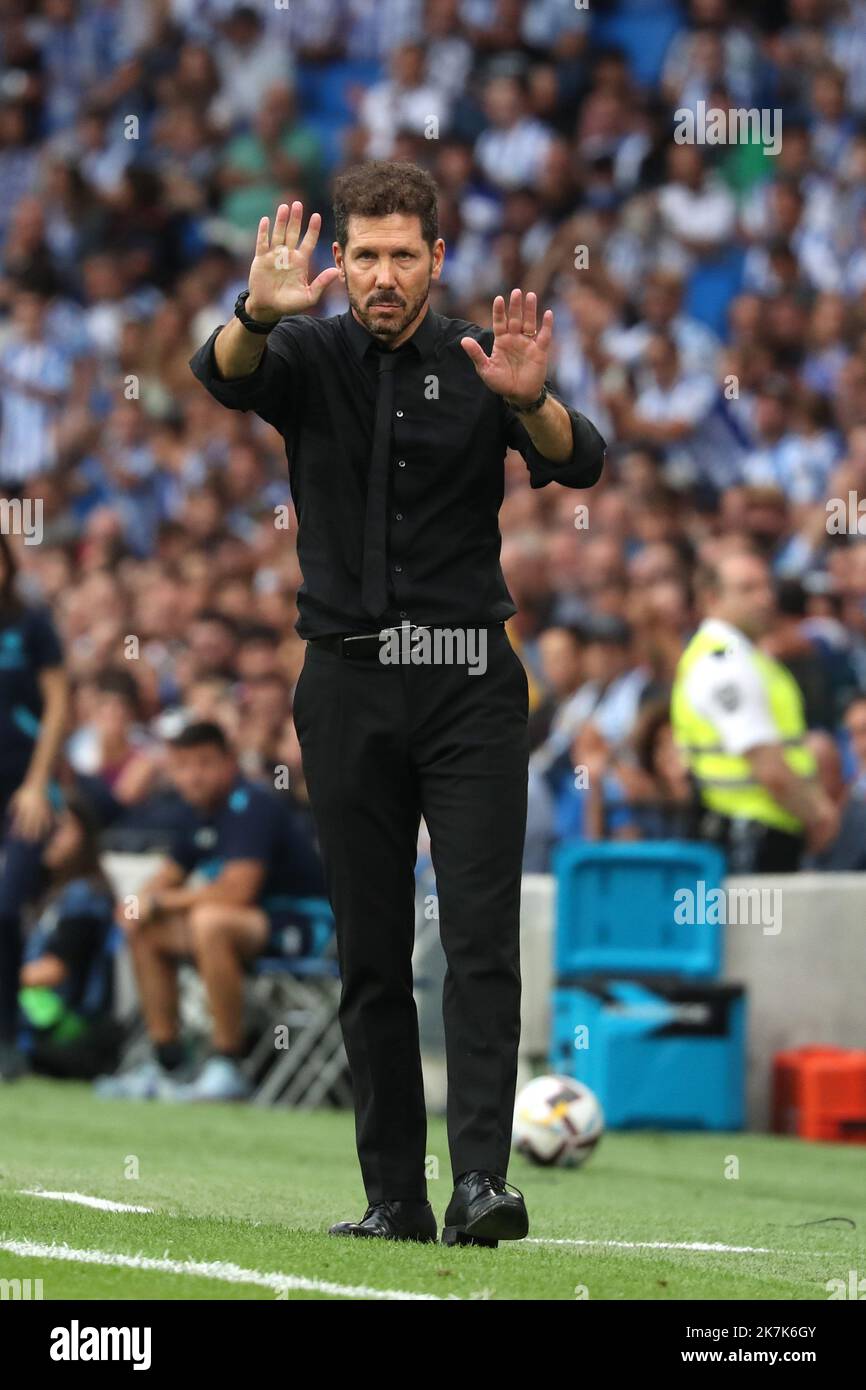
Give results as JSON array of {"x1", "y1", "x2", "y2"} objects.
[
  {"x1": 613, "y1": 0, "x2": 678, "y2": 12},
  {"x1": 684, "y1": 247, "x2": 746, "y2": 338},
  {"x1": 294, "y1": 64, "x2": 323, "y2": 115},
  {"x1": 295, "y1": 59, "x2": 383, "y2": 170},
  {"x1": 305, "y1": 113, "x2": 350, "y2": 171},
  {"x1": 591, "y1": 10, "x2": 685, "y2": 87},
  {"x1": 314, "y1": 61, "x2": 382, "y2": 121}
]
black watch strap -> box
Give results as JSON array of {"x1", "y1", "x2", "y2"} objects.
[
  {"x1": 234, "y1": 290, "x2": 279, "y2": 334},
  {"x1": 508, "y1": 385, "x2": 548, "y2": 415}
]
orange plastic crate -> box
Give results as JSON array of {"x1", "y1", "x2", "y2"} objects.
[{"x1": 772, "y1": 1046, "x2": 866, "y2": 1142}]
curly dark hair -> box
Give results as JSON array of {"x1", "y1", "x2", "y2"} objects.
[{"x1": 332, "y1": 160, "x2": 439, "y2": 250}]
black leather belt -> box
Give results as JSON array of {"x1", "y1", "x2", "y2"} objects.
[{"x1": 309, "y1": 622, "x2": 506, "y2": 660}]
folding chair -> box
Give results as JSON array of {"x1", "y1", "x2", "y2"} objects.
[{"x1": 243, "y1": 896, "x2": 351, "y2": 1107}]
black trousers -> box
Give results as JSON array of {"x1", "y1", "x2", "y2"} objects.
[{"x1": 292, "y1": 623, "x2": 529, "y2": 1202}]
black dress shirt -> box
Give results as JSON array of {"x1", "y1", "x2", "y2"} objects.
[{"x1": 189, "y1": 306, "x2": 606, "y2": 639}]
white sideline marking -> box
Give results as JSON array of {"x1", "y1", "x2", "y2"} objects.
[
  {"x1": 528, "y1": 1237, "x2": 774, "y2": 1254},
  {"x1": 20, "y1": 1189, "x2": 153, "y2": 1214},
  {"x1": 0, "y1": 1240, "x2": 450, "y2": 1301},
  {"x1": 14, "y1": 1192, "x2": 779, "y2": 1258},
  {"x1": 12, "y1": 1194, "x2": 780, "y2": 1259}
]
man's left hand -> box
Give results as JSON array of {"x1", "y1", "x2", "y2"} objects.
[{"x1": 461, "y1": 289, "x2": 551, "y2": 407}]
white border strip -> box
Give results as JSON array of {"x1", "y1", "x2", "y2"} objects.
[
  {"x1": 19, "y1": 1190, "x2": 153, "y2": 1214},
  {"x1": 0, "y1": 1239, "x2": 449, "y2": 1301}
]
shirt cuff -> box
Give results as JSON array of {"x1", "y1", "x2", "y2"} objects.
[
  {"x1": 188, "y1": 325, "x2": 279, "y2": 413},
  {"x1": 522, "y1": 401, "x2": 607, "y2": 490}
]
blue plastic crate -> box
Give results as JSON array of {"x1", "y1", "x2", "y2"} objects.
[
  {"x1": 553, "y1": 840, "x2": 727, "y2": 978},
  {"x1": 552, "y1": 976, "x2": 746, "y2": 1130}
]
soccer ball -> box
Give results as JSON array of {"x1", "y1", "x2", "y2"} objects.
[{"x1": 512, "y1": 1074, "x2": 604, "y2": 1168}]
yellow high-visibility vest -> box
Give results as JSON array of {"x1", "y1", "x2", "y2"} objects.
[{"x1": 671, "y1": 624, "x2": 816, "y2": 833}]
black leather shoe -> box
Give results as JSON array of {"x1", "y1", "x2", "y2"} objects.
[
  {"x1": 329, "y1": 1200, "x2": 437, "y2": 1242},
  {"x1": 442, "y1": 1171, "x2": 529, "y2": 1247}
]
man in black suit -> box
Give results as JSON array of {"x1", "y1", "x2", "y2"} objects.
[{"x1": 190, "y1": 161, "x2": 605, "y2": 1246}]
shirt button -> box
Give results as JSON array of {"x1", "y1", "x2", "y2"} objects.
[
  {"x1": 397, "y1": 459, "x2": 406, "y2": 467},
  {"x1": 399, "y1": 610, "x2": 407, "y2": 618},
  {"x1": 396, "y1": 410, "x2": 404, "y2": 418},
  {"x1": 394, "y1": 564, "x2": 402, "y2": 573},
  {"x1": 395, "y1": 512, "x2": 403, "y2": 521}
]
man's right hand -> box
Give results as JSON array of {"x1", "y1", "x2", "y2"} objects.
[{"x1": 246, "y1": 201, "x2": 340, "y2": 323}]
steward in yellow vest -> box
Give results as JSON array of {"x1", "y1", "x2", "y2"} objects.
[{"x1": 671, "y1": 551, "x2": 838, "y2": 871}]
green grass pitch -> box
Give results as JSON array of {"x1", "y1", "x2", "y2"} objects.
[{"x1": 0, "y1": 1078, "x2": 863, "y2": 1300}]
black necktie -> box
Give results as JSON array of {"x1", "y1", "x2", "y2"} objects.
[{"x1": 361, "y1": 350, "x2": 398, "y2": 619}]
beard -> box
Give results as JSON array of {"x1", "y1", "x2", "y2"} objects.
[{"x1": 347, "y1": 275, "x2": 432, "y2": 343}]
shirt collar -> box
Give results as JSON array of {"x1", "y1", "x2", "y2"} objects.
[
  {"x1": 701, "y1": 617, "x2": 753, "y2": 650},
  {"x1": 343, "y1": 303, "x2": 440, "y2": 364}
]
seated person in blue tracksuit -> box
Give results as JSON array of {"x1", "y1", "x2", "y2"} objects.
[
  {"x1": 96, "y1": 720, "x2": 327, "y2": 1103},
  {"x1": 19, "y1": 793, "x2": 120, "y2": 1078}
]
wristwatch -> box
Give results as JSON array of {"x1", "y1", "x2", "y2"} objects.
[
  {"x1": 234, "y1": 290, "x2": 280, "y2": 334},
  {"x1": 507, "y1": 385, "x2": 549, "y2": 415}
]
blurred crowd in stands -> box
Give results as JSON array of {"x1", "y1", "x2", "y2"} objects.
[{"x1": 3, "y1": 0, "x2": 866, "y2": 878}]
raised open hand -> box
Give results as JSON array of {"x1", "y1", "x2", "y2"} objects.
[
  {"x1": 460, "y1": 289, "x2": 552, "y2": 406},
  {"x1": 247, "y1": 201, "x2": 340, "y2": 322}
]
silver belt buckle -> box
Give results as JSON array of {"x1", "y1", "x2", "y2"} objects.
[
  {"x1": 369, "y1": 619, "x2": 430, "y2": 639},
  {"x1": 342, "y1": 621, "x2": 430, "y2": 654},
  {"x1": 375, "y1": 621, "x2": 431, "y2": 641}
]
